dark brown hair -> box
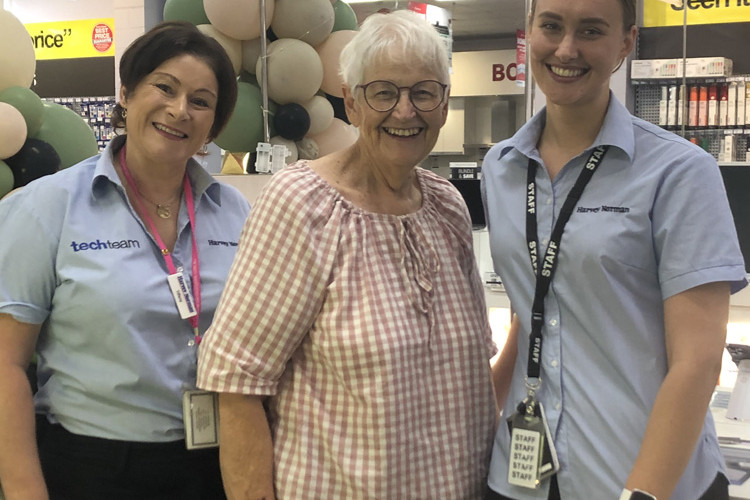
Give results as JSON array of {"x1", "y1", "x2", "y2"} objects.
[{"x1": 111, "y1": 21, "x2": 237, "y2": 141}]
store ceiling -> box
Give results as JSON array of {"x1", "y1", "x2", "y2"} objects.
[{"x1": 349, "y1": 0, "x2": 526, "y2": 40}]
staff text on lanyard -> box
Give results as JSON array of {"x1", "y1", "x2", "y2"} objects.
[{"x1": 525, "y1": 145, "x2": 609, "y2": 381}]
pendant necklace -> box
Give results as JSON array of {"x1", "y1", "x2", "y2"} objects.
[{"x1": 118, "y1": 145, "x2": 182, "y2": 219}]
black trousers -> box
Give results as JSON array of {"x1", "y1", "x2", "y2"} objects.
[
  {"x1": 486, "y1": 472, "x2": 729, "y2": 500},
  {"x1": 36, "y1": 416, "x2": 226, "y2": 500}
]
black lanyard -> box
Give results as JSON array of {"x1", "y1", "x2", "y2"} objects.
[{"x1": 525, "y1": 145, "x2": 609, "y2": 380}]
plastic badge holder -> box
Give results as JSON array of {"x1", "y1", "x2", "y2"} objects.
[
  {"x1": 270, "y1": 144, "x2": 290, "y2": 173},
  {"x1": 255, "y1": 142, "x2": 272, "y2": 173}
]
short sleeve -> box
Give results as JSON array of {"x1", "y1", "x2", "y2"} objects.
[
  {"x1": 0, "y1": 188, "x2": 61, "y2": 324},
  {"x1": 652, "y1": 147, "x2": 747, "y2": 298},
  {"x1": 197, "y1": 166, "x2": 342, "y2": 395}
]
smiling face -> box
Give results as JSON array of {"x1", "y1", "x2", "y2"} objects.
[
  {"x1": 344, "y1": 54, "x2": 448, "y2": 170},
  {"x1": 120, "y1": 53, "x2": 218, "y2": 170},
  {"x1": 528, "y1": 0, "x2": 636, "y2": 111}
]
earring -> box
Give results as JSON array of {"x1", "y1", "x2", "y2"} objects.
[{"x1": 122, "y1": 108, "x2": 127, "y2": 118}]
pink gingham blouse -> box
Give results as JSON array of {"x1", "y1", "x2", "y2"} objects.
[{"x1": 197, "y1": 161, "x2": 497, "y2": 499}]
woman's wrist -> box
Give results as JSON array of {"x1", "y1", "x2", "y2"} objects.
[{"x1": 619, "y1": 488, "x2": 657, "y2": 500}]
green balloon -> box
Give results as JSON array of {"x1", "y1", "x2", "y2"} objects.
[
  {"x1": 32, "y1": 102, "x2": 98, "y2": 169},
  {"x1": 238, "y1": 70, "x2": 258, "y2": 87},
  {"x1": 0, "y1": 86, "x2": 44, "y2": 136},
  {"x1": 163, "y1": 0, "x2": 210, "y2": 25},
  {"x1": 332, "y1": 1, "x2": 358, "y2": 32},
  {"x1": 0, "y1": 160, "x2": 14, "y2": 199},
  {"x1": 214, "y1": 82, "x2": 265, "y2": 153}
]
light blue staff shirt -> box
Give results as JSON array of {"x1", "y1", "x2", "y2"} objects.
[
  {"x1": 0, "y1": 135, "x2": 251, "y2": 442},
  {"x1": 482, "y1": 94, "x2": 747, "y2": 500}
]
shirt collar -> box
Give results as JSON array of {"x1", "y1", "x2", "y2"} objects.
[
  {"x1": 496, "y1": 91, "x2": 635, "y2": 164},
  {"x1": 91, "y1": 135, "x2": 223, "y2": 205}
]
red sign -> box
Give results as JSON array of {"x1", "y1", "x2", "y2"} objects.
[
  {"x1": 407, "y1": 2, "x2": 428, "y2": 15},
  {"x1": 516, "y1": 29, "x2": 526, "y2": 85},
  {"x1": 92, "y1": 23, "x2": 113, "y2": 53}
]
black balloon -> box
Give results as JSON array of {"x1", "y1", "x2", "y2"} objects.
[
  {"x1": 324, "y1": 93, "x2": 349, "y2": 124},
  {"x1": 266, "y1": 27, "x2": 278, "y2": 43},
  {"x1": 273, "y1": 103, "x2": 310, "y2": 142},
  {"x1": 5, "y1": 138, "x2": 61, "y2": 188}
]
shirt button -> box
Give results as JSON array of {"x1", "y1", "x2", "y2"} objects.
[
  {"x1": 542, "y1": 238, "x2": 549, "y2": 246},
  {"x1": 550, "y1": 359, "x2": 559, "y2": 367},
  {"x1": 549, "y1": 319, "x2": 558, "y2": 326},
  {"x1": 555, "y1": 403, "x2": 562, "y2": 410},
  {"x1": 546, "y1": 197, "x2": 552, "y2": 205}
]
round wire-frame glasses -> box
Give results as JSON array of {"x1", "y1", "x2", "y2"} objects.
[{"x1": 356, "y1": 80, "x2": 448, "y2": 113}]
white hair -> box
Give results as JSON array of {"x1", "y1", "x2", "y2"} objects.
[{"x1": 338, "y1": 9, "x2": 450, "y2": 89}]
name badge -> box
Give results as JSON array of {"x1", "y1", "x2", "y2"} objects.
[
  {"x1": 167, "y1": 272, "x2": 197, "y2": 320},
  {"x1": 182, "y1": 390, "x2": 219, "y2": 450},
  {"x1": 507, "y1": 398, "x2": 559, "y2": 489}
]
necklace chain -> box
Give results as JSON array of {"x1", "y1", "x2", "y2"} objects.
[
  {"x1": 123, "y1": 168, "x2": 181, "y2": 219},
  {"x1": 137, "y1": 190, "x2": 180, "y2": 219}
]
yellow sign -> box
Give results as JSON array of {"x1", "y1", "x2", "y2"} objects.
[
  {"x1": 25, "y1": 19, "x2": 115, "y2": 60},
  {"x1": 644, "y1": 1, "x2": 750, "y2": 27}
]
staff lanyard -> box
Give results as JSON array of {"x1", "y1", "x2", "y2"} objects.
[
  {"x1": 119, "y1": 144, "x2": 203, "y2": 345},
  {"x1": 525, "y1": 145, "x2": 609, "y2": 381}
]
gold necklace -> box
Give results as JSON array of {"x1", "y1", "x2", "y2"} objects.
[{"x1": 139, "y1": 191, "x2": 180, "y2": 219}]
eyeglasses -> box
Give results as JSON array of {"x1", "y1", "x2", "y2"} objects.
[{"x1": 356, "y1": 80, "x2": 448, "y2": 113}]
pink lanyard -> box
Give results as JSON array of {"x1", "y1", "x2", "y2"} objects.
[{"x1": 118, "y1": 144, "x2": 203, "y2": 345}]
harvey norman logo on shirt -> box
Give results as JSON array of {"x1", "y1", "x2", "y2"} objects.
[
  {"x1": 70, "y1": 239, "x2": 141, "y2": 252},
  {"x1": 576, "y1": 206, "x2": 630, "y2": 214}
]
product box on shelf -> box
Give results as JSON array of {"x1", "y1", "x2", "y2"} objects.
[{"x1": 630, "y1": 57, "x2": 733, "y2": 79}]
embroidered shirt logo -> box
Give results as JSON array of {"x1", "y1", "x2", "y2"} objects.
[
  {"x1": 208, "y1": 239, "x2": 239, "y2": 247},
  {"x1": 70, "y1": 239, "x2": 141, "y2": 252},
  {"x1": 576, "y1": 206, "x2": 630, "y2": 214}
]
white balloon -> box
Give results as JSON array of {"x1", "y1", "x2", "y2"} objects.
[
  {"x1": 296, "y1": 137, "x2": 319, "y2": 160},
  {"x1": 0, "y1": 10, "x2": 36, "y2": 91},
  {"x1": 300, "y1": 95, "x2": 334, "y2": 135},
  {"x1": 196, "y1": 24, "x2": 243, "y2": 75},
  {"x1": 0, "y1": 102, "x2": 27, "y2": 159},
  {"x1": 271, "y1": 0, "x2": 335, "y2": 47},
  {"x1": 256, "y1": 38, "x2": 323, "y2": 105}
]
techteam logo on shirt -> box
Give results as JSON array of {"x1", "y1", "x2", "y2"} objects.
[{"x1": 70, "y1": 239, "x2": 141, "y2": 252}]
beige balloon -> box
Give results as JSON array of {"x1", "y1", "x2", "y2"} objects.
[
  {"x1": 0, "y1": 102, "x2": 28, "y2": 159},
  {"x1": 241, "y1": 37, "x2": 264, "y2": 74},
  {"x1": 271, "y1": 0, "x2": 335, "y2": 47},
  {"x1": 0, "y1": 10, "x2": 36, "y2": 91},
  {"x1": 204, "y1": 0, "x2": 275, "y2": 41},
  {"x1": 308, "y1": 117, "x2": 358, "y2": 157},
  {"x1": 316, "y1": 30, "x2": 356, "y2": 98},
  {"x1": 300, "y1": 95, "x2": 334, "y2": 135},
  {"x1": 196, "y1": 24, "x2": 243, "y2": 75},
  {"x1": 255, "y1": 38, "x2": 323, "y2": 105}
]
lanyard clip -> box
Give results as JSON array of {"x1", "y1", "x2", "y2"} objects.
[{"x1": 525, "y1": 376, "x2": 541, "y2": 399}]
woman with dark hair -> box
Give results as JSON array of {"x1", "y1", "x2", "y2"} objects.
[{"x1": 0, "y1": 21, "x2": 249, "y2": 499}]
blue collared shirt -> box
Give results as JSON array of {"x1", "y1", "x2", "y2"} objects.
[
  {"x1": 0, "y1": 136, "x2": 250, "y2": 442},
  {"x1": 482, "y1": 94, "x2": 747, "y2": 499}
]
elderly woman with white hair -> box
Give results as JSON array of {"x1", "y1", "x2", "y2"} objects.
[{"x1": 196, "y1": 9, "x2": 498, "y2": 500}]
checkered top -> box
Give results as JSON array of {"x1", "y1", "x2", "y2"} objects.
[{"x1": 198, "y1": 161, "x2": 497, "y2": 499}]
